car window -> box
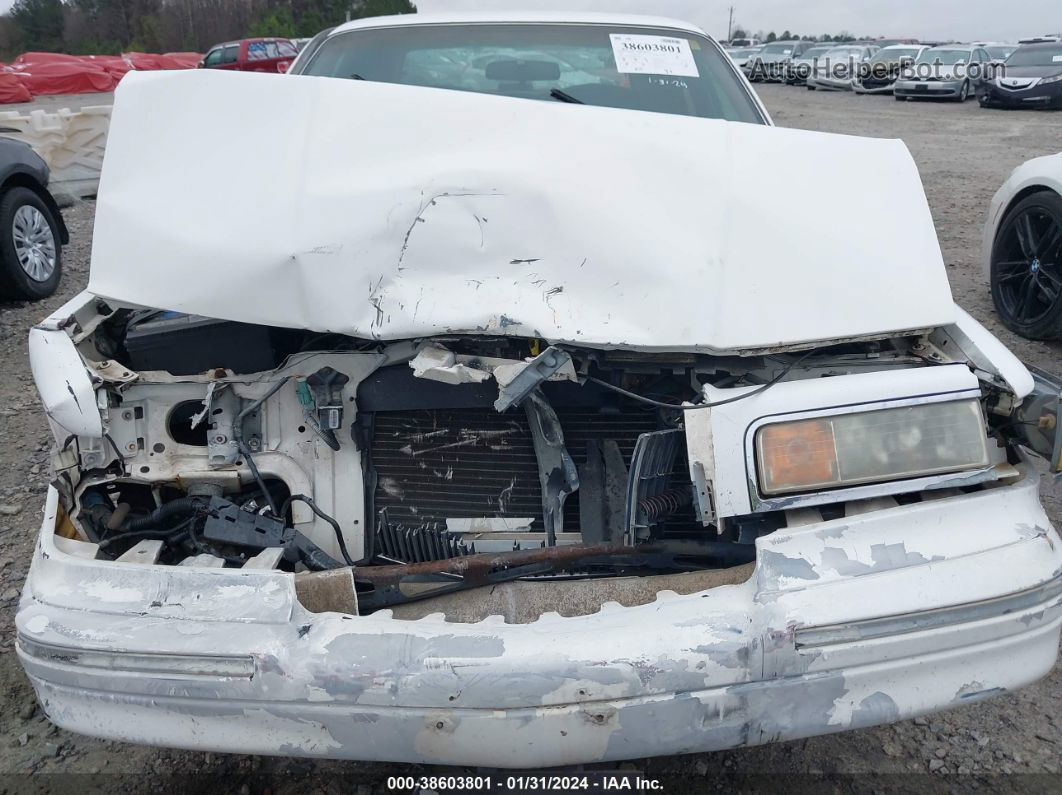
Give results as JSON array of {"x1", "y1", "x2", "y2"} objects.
[
  {"x1": 247, "y1": 42, "x2": 272, "y2": 61},
  {"x1": 203, "y1": 48, "x2": 223, "y2": 67},
  {"x1": 918, "y1": 49, "x2": 970, "y2": 65},
  {"x1": 300, "y1": 23, "x2": 766, "y2": 124},
  {"x1": 1005, "y1": 45, "x2": 1062, "y2": 66},
  {"x1": 217, "y1": 45, "x2": 238, "y2": 65},
  {"x1": 278, "y1": 41, "x2": 298, "y2": 57}
]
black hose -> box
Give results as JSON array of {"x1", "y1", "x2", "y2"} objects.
[
  {"x1": 282, "y1": 494, "x2": 354, "y2": 567},
  {"x1": 123, "y1": 496, "x2": 205, "y2": 532}
]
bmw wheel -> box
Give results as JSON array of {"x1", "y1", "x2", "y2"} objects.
[{"x1": 990, "y1": 191, "x2": 1062, "y2": 340}]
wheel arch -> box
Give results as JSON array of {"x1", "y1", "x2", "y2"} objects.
[
  {"x1": 1000, "y1": 185, "x2": 1062, "y2": 229},
  {"x1": 0, "y1": 172, "x2": 69, "y2": 244}
]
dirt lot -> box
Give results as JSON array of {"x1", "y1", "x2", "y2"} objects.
[{"x1": 0, "y1": 86, "x2": 1060, "y2": 791}]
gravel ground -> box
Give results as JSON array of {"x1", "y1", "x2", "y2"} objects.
[{"x1": 0, "y1": 86, "x2": 1060, "y2": 791}]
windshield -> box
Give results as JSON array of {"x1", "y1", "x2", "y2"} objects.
[
  {"x1": 801, "y1": 47, "x2": 836, "y2": 59},
  {"x1": 871, "y1": 47, "x2": 921, "y2": 63},
  {"x1": 300, "y1": 23, "x2": 766, "y2": 123},
  {"x1": 986, "y1": 45, "x2": 1018, "y2": 60},
  {"x1": 727, "y1": 48, "x2": 755, "y2": 58},
  {"x1": 760, "y1": 43, "x2": 795, "y2": 55},
  {"x1": 917, "y1": 49, "x2": 970, "y2": 65},
  {"x1": 824, "y1": 47, "x2": 865, "y2": 59},
  {"x1": 1006, "y1": 45, "x2": 1062, "y2": 66}
]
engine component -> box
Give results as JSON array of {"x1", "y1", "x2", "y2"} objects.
[
  {"x1": 297, "y1": 366, "x2": 350, "y2": 451},
  {"x1": 201, "y1": 497, "x2": 340, "y2": 570},
  {"x1": 123, "y1": 311, "x2": 280, "y2": 375},
  {"x1": 376, "y1": 520, "x2": 473, "y2": 563}
]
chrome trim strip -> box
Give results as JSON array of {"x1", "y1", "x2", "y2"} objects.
[
  {"x1": 17, "y1": 636, "x2": 255, "y2": 678},
  {"x1": 796, "y1": 574, "x2": 1062, "y2": 649}
]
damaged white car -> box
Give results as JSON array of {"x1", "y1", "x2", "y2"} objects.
[{"x1": 17, "y1": 13, "x2": 1062, "y2": 768}]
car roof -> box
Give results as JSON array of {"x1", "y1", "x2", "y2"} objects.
[{"x1": 328, "y1": 11, "x2": 710, "y2": 39}]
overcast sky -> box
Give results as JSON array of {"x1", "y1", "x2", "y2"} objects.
[{"x1": 417, "y1": 1, "x2": 1059, "y2": 43}]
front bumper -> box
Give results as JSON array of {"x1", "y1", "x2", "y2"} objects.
[
  {"x1": 979, "y1": 83, "x2": 1062, "y2": 109},
  {"x1": 807, "y1": 74, "x2": 855, "y2": 91},
  {"x1": 894, "y1": 79, "x2": 964, "y2": 98},
  {"x1": 853, "y1": 79, "x2": 897, "y2": 94},
  {"x1": 17, "y1": 468, "x2": 1062, "y2": 767}
]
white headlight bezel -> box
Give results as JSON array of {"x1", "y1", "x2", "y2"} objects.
[{"x1": 745, "y1": 389, "x2": 1000, "y2": 512}]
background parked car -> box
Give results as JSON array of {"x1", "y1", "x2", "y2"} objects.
[
  {"x1": 747, "y1": 40, "x2": 817, "y2": 82},
  {"x1": 806, "y1": 44, "x2": 879, "y2": 90},
  {"x1": 853, "y1": 44, "x2": 928, "y2": 94},
  {"x1": 725, "y1": 46, "x2": 763, "y2": 76},
  {"x1": 786, "y1": 44, "x2": 844, "y2": 85},
  {"x1": 978, "y1": 42, "x2": 1020, "y2": 63},
  {"x1": 894, "y1": 44, "x2": 991, "y2": 102},
  {"x1": 0, "y1": 137, "x2": 66, "y2": 301},
  {"x1": 979, "y1": 41, "x2": 1062, "y2": 109},
  {"x1": 984, "y1": 152, "x2": 1062, "y2": 339},
  {"x1": 199, "y1": 37, "x2": 298, "y2": 73}
]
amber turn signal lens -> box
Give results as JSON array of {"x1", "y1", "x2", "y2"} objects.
[{"x1": 757, "y1": 418, "x2": 839, "y2": 494}]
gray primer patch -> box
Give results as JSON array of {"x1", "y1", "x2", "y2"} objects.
[
  {"x1": 758, "y1": 550, "x2": 818, "y2": 582},
  {"x1": 850, "y1": 691, "x2": 899, "y2": 728},
  {"x1": 815, "y1": 524, "x2": 848, "y2": 541},
  {"x1": 820, "y1": 542, "x2": 938, "y2": 577}
]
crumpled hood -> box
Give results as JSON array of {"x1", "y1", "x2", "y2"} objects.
[{"x1": 88, "y1": 70, "x2": 955, "y2": 353}]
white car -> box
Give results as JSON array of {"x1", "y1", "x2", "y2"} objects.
[
  {"x1": 983, "y1": 152, "x2": 1062, "y2": 339},
  {"x1": 18, "y1": 11, "x2": 1062, "y2": 769},
  {"x1": 806, "y1": 44, "x2": 880, "y2": 90}
]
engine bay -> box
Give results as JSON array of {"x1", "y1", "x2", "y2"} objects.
[{"x1": 39, "y1": 299, "x2": 1044, "y2": 616}]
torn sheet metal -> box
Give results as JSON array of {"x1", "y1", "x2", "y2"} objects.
[
  {"x1": 409, "y1": 344, "x2": 492, "y2": 385},
  {"x1": 89, "y1": 70, "x2": 955, "y2": 353}
]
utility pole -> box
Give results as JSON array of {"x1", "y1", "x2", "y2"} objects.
[{"x1": 727, "y1": 6, "x2": 734, "y2": 43}]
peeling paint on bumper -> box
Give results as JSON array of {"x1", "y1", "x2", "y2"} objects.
[{"x1": 16, "y1": 466, "x2": 1062, "y2": 767}]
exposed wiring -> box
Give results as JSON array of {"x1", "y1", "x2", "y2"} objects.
[
  {"x1": 232, "y1": 377, "x2": 292, "y2": 515},
  {"x1": 103, "y1": 433, "x2": 128, "y2": 474},
  {"x1": 588, "y1": 350, "x2": 816, "y2": 410},
  {"x1": 281, "y1": 493, "x2": 355, "y2": 567}
]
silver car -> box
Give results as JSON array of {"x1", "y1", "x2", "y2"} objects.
[
  {"x1": 894, "y1": 45, "x2": 992, "y2": 101},
  {"x1": 806, "y1": 45, "x2": 879, "y2": 90}
]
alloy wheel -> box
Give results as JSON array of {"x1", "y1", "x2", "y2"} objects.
[
  {"x1": 995, "y1": 207, "x2": 1062, "y2": 324},
  {"x1": 12, "y1": 204, "x2": 57, "y2": 282}
]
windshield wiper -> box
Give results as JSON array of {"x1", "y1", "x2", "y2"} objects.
[{"x1": 549, "y1": 88, "x2": 584, "y2": 104}]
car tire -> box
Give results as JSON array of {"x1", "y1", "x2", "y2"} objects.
[
  {"x1": 0, "y1": 186, "x2": 63, "y2": 301},
  {"x1": 955, "y1": 80, "x2": 970, "y2": 102},
  {"x1": 990, "y1": 190, "x2": 1062, "y2": 340},
  {"x1": 807, "y1": 85, "x2": 816, "y2": 91}
]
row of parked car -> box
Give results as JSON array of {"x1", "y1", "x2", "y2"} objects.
[{"x1": 726, "y1": 37, "x2": 1062, "y2": 108}]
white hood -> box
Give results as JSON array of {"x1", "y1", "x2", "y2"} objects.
[{"x1": 88, "y1": 70, "x2": 955, "y2": 353}]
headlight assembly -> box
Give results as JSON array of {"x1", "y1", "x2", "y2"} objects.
[{"x1": 755, "y1": 398, "x2": 990, "y2": 496}]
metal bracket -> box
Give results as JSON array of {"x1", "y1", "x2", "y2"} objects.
[
  {"x1": 524, "y1": 388, "x2": 579, "y2": 546},
  {"x1": 494, "y1": 346, "x2": 573, "y2": 412}
]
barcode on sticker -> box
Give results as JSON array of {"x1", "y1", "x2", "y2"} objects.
[{"x1": 610, "y1": 34, "x2": 700, "y2": 77}]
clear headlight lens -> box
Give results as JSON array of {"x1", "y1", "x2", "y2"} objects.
[
  {"x1": 755, "y1": 399, "x2": 990, "y2": 496},
  {"x1": 1039, "y1": 73, "x2": 1062, "y2": 85}
]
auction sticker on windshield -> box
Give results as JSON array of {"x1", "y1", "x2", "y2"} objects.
[{"x1": 609, "y1": 34, "x2": 700, "y2": 77}]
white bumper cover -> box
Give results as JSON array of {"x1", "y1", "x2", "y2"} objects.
[{"x1": 17, "y1": 466, "x2": 1062, "y2": 767}]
